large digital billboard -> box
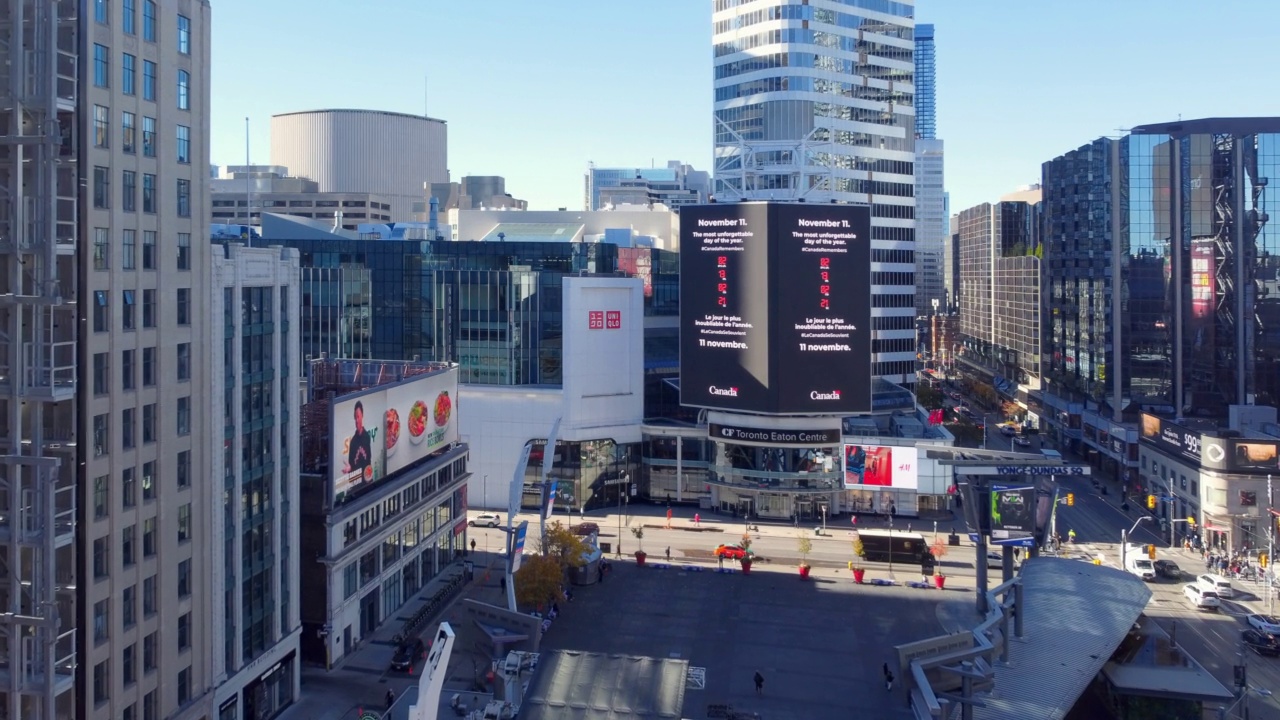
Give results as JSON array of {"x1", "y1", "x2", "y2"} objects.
[
  {"x1": 843, "y1": 444, "x2": 919, "y2": 490},
  {"x1": 679, "y1": 202, "x2": 872, "y2": 414},
  {"x1": 331, "y1": 368, "x2": 459, "y2": 505}
]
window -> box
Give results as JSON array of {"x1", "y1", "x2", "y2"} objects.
[
  {"x1": 177, "y1": 232, "x2": 190, "y2": 269},
  {"x1": 177, "y1": 503, "x2": 191, "y2": 541},
  {"x1": 142, "y1": 0, "x2": 156, "y2": 41},
  {"x1": 122, "y1": 585, "x2": 136, "y2": 628},
  {"x1": 178, "y1": 558, "x2": 190, "y2": 597},
  {"x1": 177, "y1": 70, "x2": 189, "y2": 110},
  {"x1": 122, "y1": 111, "x2": 136, "y2": 153},
  {"x1": 142, "y1": 461, "x2": 154, "y2": 500},
  {"x1": 344, "y1": 563, "x2": 358, "y2": 599},
  {"x1": 144, "y1": 691, "x2": 157, "y2": 720},
  {"x1": 93, "y1": 227, "x2": 109, "y2": 269},
  {"x1": 122, "y1": 289, "x2": 135, "y2": 330},
  {"x1": 93, "y1": 290, "x2": 108, "y2": 332},
  {"x1": 93, "y1": 44, "x2": 109, "y2": 87},
  {"x1": 122, "y1": 524, "x2": 135, "y2": 566},
  {"x1": 177, "y1": 450, "x2": 190, "y2": 488},
  {"x1": 122, "y1": 229, "x2": 136, "y2": 269},
  {"x1": 142, "y1": 518, "x2": 155, "y2": 557},
  {"x1": 94, "y1": 660, "x2": 109, "y2": 705},
  {"x1": 142, "y1": 116, "x2": 156, "y2": 157},
  {"x1": 93, "y1": 536, "x2": 109, "y2": 578},
  {"x1": 178, "y1": 612, "x2": 191, "y2": 651},
  {"x1": 177, "y1": 288, "x2": 190, "y2": 325},
  {"x1": 93, "y1": 412, "x2": 109, "y2": 456},
  {"x1": 121, "y1": 407, "x2": 134, "y2": 448},
  {"x1": 123, "y1": 0, "x2": 135, "y2": 34},
  {"x1": 142, "y1": 576, "x2": 156, "y2": 616},
  {"x1": 142, "y1": 403, "x2": 155, "y2": 444},
  {"x1": 93, "y1": 105, "x2": 109, "y2": 147},
  {"x1": 122, "y1": 467, "x2": 136, "y2": 508},
  {"x1": 142, "y1": 346, "x2": 155, "y2": 385},
  {"x1": 176, "y1": 343, "x2": 190, "y2": 381},
  {"x1": 140, "y1": 290, "x2": 155, "y2": 331},
  {"x1": 178, "y1": 666, "x2": 191, "y2": 705},
  {"x1": 142, "y1": 231, "x2": 155, "y2": 269},
  {"x1": 93, "y1": 599, "x2": 109, "y2": 643},
  {"x1": 177, "y1": 178, "x2": 190, "y2": 217},
  {"x1": 93, "y1": 353, "x2": 109, "y2": 395},
  {"x1": 94, "y1": 0, "x2": 107, "y2": 24},
  {"x1": 124, "y1": 705, "x2": 136, "y2": 720},
  {"x1": 142, "y1": 59, "x2": 155, "y2": 100},
  {"x1": 122, "y1": 169, "x2": 136, "y2": 212},
  {"x1": 122, "y1": 53, "x2": 135, "y2": 95},
  {"x1": 93, "y1": 167, "x2": 109, "y2": 209},
  {"x1": 93, "y1": 475, "x2": 109, "y2": 518},
  {"x1": 177, "y1": 15, "x2": 191, "y2": 54},
  {"x1": 142, "y1": 173, "x2": 155, "y2": 213},
  {"x1": 176, "y1": 125, "x2": 190, "y2": 164},
  {"x1": 123, "y1": 643, "x2": 136, "y2": 686}
]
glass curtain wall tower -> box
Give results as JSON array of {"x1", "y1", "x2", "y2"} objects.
[{"x1": 711, "y1": 0, "x2": 918, "y2": 385}]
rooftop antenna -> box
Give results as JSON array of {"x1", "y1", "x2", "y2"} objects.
[
  {"x1": 244, "y1": 116, "x2": 252, "y2": 246},
  {"x1": 424, "y1": 75, "x2": 428, "y2": 117}
]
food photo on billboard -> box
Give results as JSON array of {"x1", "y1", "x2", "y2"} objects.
[{"x1": 332, "y1": 392, "x2": 387, "y2": 505}]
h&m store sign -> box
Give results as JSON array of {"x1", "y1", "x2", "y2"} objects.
[{"x1": 588, "y1": 310, "x2": 622, "y2": 330}]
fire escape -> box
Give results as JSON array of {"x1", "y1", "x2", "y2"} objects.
[{"x1": 0, "y1": 0, "x2": 79, "y2": 717}]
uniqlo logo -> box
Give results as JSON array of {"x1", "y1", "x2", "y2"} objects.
[
  {"x1": 606, "y1": 311, "x2": 621, "y2": 329},
  {"x1": 588, "y1": 311, "x2": 604, "y2": 330}
]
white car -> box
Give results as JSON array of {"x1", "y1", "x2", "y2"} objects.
[
  {"x1": 1014, "y1": 436, "x2": 1032, "y2": 447},
  {"x1": 1184, "y1": 583, "x2": 1221, "y2": 611},
  {"x1": 468, "y1": 512, "x2": 502, "y2": 528},
  {"x1": 1127, "y1": 557, "x2": 1157, "y2": 582},
  {"x1": 1249, "y1": 614, "x2": 1280, "y2": 635}
]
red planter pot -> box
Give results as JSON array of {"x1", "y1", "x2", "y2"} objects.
[
  {"x1": 934, "y1": 575, "x2": 946, "y2": 590},
  {"x1": 799, "y1": 565, "x2": 811, "y2": 580},
  {"x1": 635, "y1": 552, "x2": 647, "y2": 567},
  {"x1": 853, "y1": 568, "x2": 866, "y2": 584},
  {"x1": 741, "y1": 559, "x2": 753, "y2": 575}
]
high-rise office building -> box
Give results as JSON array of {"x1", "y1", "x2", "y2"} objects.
[
  {"x1": 209, "y1": 243, "x2": 302, "y2": 719},
  {"x1": 75, "y1": 1, "x2": 214, "y2": 719},
  {"x1": 915, "y1": 138, "x2": 946, "y2": 315},
  {"x1": 1041, "y1": 118, "x2": 1280, "y2": 488},
  {"x1": 584, "y1": 162, "x2": 710, "y2": 211},
  {"x1": 913, "y1": 23, "x2": 935, "y2": 140},
  {"x1": 711, "y1": 0, "x2": 917, "y2": 385}
]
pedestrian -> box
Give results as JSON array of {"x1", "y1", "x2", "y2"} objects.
[
  {"x1": 598, "y1": 564, "x2": 605, "y2": 583},
  {"x1": 666, "y1": 507, "x2": 673, "y2": 529},
  {"x1": 470, "y1": 538, "x2": 477, "y2": 554},
  {"x1": 665, "y1": 546, "x2": 671, "y2": 562},
  {"x1": 753, "y1": 671, "x2": 764, "y2": 695},
  {"x1": 883, "y1": 662, "x2": 894, "y2": 691},
  {"x1": 718, "y1": 555, "x2": 724, "y2": 570},
  {"x1": 694, "y1": 512, "x2": 701, "y2": 527},
  {"x1": 386, "y1": 688, "x2": 396, "y2": 709}
]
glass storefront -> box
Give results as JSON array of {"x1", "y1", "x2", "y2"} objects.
[
  {"x1": 242, "y1": 650, "x2": 296, "y2": 720},
  {"x1": 519, "y1": 438, "x2": 640, "y2": 512}
]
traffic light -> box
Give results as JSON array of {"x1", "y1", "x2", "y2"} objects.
[
  {"x1": 1147, "y1": 545, "x2": 1157, "y2": 560},
  {"x1": 1147, "y1": 494, "x2": 1157, "y2": 510},
  {"x1": 1065, "y1": 493, "x2": 1075, "y2": 507}
]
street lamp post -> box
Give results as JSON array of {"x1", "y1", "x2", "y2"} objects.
[
  {"x1": 887, "y1": 514, "x2": 895, "y2": 579},
  {"x1": 1120, "y1": 516, "x2": 1153, "y2": 572}
]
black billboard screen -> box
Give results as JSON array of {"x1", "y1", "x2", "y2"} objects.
[
  {"x1": 677, "y1": 204, "x2": 771, "y2": 412},
  {"x1": 679, "y1": 202, "x2": 872, "y2": 415},
  {"x1": 771, "y1": 203, "x2": 871, "y2": 413}
]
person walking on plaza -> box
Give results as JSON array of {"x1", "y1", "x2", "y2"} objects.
[
  {"x1": 665, "y1": 546, "x2": 671, "y2": 563},
  {"x1": 694, "y1": 512, "x2": 701, "y2": 527},
  {"x1": 666, "y1": 506, "x2": 673, "y2": 529},
  {"x1": 883, "y1": 662, "x2": 894, "y2": 691},
  {"x1": 754, "y1": 671, "x2": 765, "y2": 695}
]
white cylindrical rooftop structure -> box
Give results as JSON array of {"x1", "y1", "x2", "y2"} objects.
[{"x1": 270, "y1": 109, "x2": 448, "y2": 218}]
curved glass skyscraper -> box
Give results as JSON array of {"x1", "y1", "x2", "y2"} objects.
[{"x1": 711, "y1": 0, "x2": 918, "y2": 386}]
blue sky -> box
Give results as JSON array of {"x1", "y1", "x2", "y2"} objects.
[{"x1": 211, "y1": 1, "x2": 1280, "y2": 214}]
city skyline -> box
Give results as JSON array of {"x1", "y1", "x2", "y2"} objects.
[{"x1": 211, "y1": 0, "x2": 1280, "y2": 214}]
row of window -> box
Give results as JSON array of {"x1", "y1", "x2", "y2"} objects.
[
  {"x1": 341, "y1": 457, "x2": 465, "y2": 546},
  {"x1": 93, "y1": 630, "x2": 175, "y2": 716},
  {"x1": 93, "y1": 0, "x2": 188, "y2": 52},
  {"x1": 93, "y1": 168, "x2": 191, "y2": 217},
  {"x1": 93, "y1": 44, "x2": 190, "y2": 110},
  {"x1": 93, "y1": 228, "x2": 189, "y2": 271},
  {"x1": 91, "y1": 397, "x2": 191, "y2": 458},
  {"x1": 93, "y1": 345, "x2": 188, "y2": 402},
  {"x1": 91, "y1": 287, "x2": 191, "y2": 333},
  {"x1": 93, "y1": 107, "x2": 189, "y2": 162}
]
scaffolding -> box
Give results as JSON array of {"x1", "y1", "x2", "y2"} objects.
[{"x1": 0, "y1": 0, "x2": 79, "y2": 718}]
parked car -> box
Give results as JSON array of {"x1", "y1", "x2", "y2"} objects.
[
  {"x1": 1152, "y1": 559, "x2": 1182, "y2": 580},
  {"x1": 1249, "y1": 614, "x2": 1280, "y2": 635},
  {"x1": 390, "y1": 637, "x2": 426, "y2": 673},
  {"x1": 1000, "y1": 425, "x2": 1017, "y2": 437},
  {"x1": 1014, "y1": 436, "x2": 1032, "y2": 447},
  {"x1": 714, "y1": 544, "x2": 753, "y2": 560},
  {"x1": 1184, "y1": 583, "x2": 1221, "y2": 611},
  {"x1": 1197, "y1": 574, "x2": 1235, "y2": 599},
  {"x1": 571, "y1": 522, "x2": 600, "y2": 537},
  {"x1": 986, "y1": 552, "x2": 1020, "y2": 571},
  {"x1": 1244, "y1": 629, "x2": 1280, "y2": 657},
  {"x1": 469, "y1": 513, "x2": 502, "y2": 528}
]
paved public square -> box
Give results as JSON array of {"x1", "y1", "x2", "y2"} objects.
[{"x1": 539, "y1": 561, "x2": 949, "y2": 719}]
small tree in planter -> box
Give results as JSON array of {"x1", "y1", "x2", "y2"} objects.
[
  {"x1": 851, "y1": 536, "x2": 867, "y2": 583},
  {"x1": 739, "y1": 533, "x2": 755, "y2": 574},
  {"x1": 796, "y1": 533, "x2": 813, "y2": 579},
  {"x1": 929, "y1": 540, "x2": 948, "y2": 589},
  {"x1": 631, "y1": 525, "x2": 646, "y2": 566}
]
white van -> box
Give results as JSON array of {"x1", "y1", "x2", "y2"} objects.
[
  {"x1": 1197, "y1": 574, "x2": 1234, "y2": 599},
  {"x1": 1127, "y1": 556, "x2": 1156, "y2": 582}
]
